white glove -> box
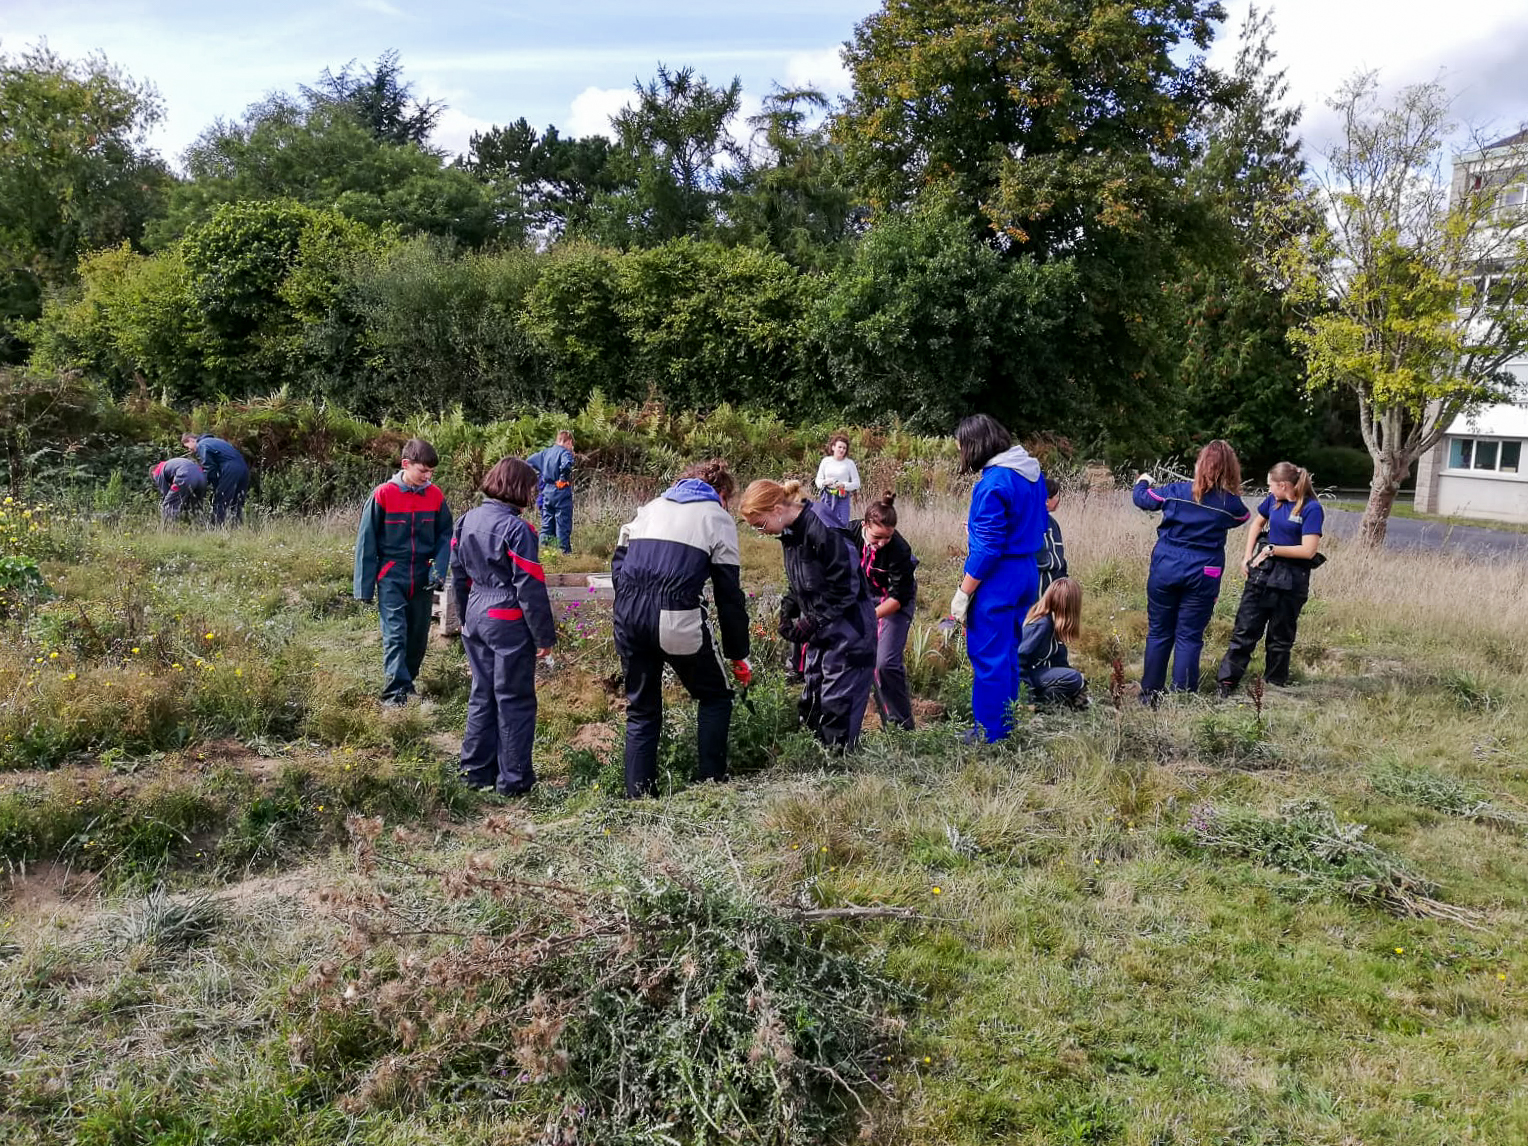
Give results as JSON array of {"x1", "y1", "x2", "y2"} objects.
[
  {"x1": 949, "y1": 588, "x2": 971, "y2": 626},
  {"x1": 1136, "y1": 473, "x2": 1154, "y2": 486}
]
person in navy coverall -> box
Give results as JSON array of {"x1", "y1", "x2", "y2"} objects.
[
  {"x1": 948, "y1": 415, "x2": 1047, "y2": 743},
  {"x1": 181, "y1": 433, "x2": 250, "y2": 525},
  {"x1": 1019, "y1": 576, "x2": 1087, "y2": 707},
  {"x1": 527, "y1": 431, "x2": 575, "y2": 554},
  {"x1": 1217, "y1": 461, "x2": 1325, "y2": 695},
  {"x1": 1133, "y1": 440, "x2": 1250, "y2": 703},
  {"x1": 451, "y1": 458, "x2": 555, "y2": 795},
  {"x1": 742, "y1": 478, "x2": 877, "y2": 752},
  {"x1": 152, "y1": 458, "x2": 206, "y2": 523},
  {"x1": 354, "y1": 439, "x2": 454, "y2": 707},
  {"x1": 613, "y1": 460, "x2": 751, "y2": 797}
]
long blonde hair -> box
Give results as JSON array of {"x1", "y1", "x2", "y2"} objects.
[
  {"x1": 1025, "y1": 577, "x2": 1081, "y2": 644},
  {"x1": 1267, "y1": 461, "x2": 1316, "y2": 516},
  {"x1": 739, "y1": 478, "x2": 806, "y2": 518}
]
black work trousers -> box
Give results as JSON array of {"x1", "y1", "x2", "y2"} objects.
[
  {"x1": 1218, "y1": 578, "x2": 1307, "y2": 688},
  {"x1": 621, "y1": 633, "x2": 733, "y2": 798}
]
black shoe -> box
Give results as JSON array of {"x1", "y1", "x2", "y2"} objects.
[{"x1": 1215, "y1": 681, "x2": 1236, "y2": 700}]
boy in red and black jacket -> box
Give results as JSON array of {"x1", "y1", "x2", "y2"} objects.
[{"x1": 354, "y1": 439, "x2": 453, "y2": 706}]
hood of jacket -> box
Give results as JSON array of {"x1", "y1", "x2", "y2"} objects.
[
  {"x1": 662, "y1": 478, "x2": 721, "y2": 505},
  {"x1": 391, "y1": 471, "x2": 434, "y2": 494},
  {"x1": 986, "y1": 445, "x2": 1041, "y2": 482}
]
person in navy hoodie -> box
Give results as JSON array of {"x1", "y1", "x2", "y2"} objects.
[
  {"x1": 948, "y1": 414, "x2": 1047, "y2": 743},
  {"x1": 612, "y1": 460, "x2": 751, "y2": 797},
  {"x1": 1019, "y1": 576, "x2": 1087, "y2": 707},
  {"x1": 354, "y1": 439, "x2": 454, "y2": 707},
  {"x1": 527, "y1": 430, "x2": 575, "y2": 555},
  {"x1": 1133, "y1": 440, "x2": 1250, "y2": 703},
  {"x1": 1036, "y1": 473, "x2": 1068, "y2": 596},
  {"x1": 1217, "y1": 461, "x2": 1325, "y2": 696},
  {"x1": 181, "y1": 432, "x2": 250, "y2": 525},
  {"x1": 451, "y1": 458, "x2": 555, "y2": 794},
  {"x1": 152, "y1": 457, "x2": 206, "y2": 523},
  {"x1": 742, "y1": 478, "x2": 876, "y2": 752},
  {"x1": 847, "y1": 492, "x2": 919, "y2": 731}
]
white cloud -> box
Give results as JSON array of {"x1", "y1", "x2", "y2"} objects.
[
  {"x1": 568, "y1": 85, "x2": 638, "y2": 140},
  {"x1": 783, "y1": 46, "x2": 850, "y2": 94},
  {"x1": 430, "y1": 105, "x2": 495, "y2": 159}
]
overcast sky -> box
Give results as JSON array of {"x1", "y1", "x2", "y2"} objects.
[{"x1": 3, "y1": 0, "x2": 1526, "y2": 166}]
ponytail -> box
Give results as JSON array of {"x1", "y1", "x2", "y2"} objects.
[
  {"x1": 863, "y1": 491, "x2": 898, "y2": 529},
  {"x1": 739, "y1": 478, "x2": 806, "y2": 518},
  {"x1": 1267, "y1": 461, "x2": 1316, "y2": 515}
]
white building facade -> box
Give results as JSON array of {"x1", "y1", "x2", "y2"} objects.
[{"x1": 1414, "y1": 129, "x2": 1528, "y2": 524}]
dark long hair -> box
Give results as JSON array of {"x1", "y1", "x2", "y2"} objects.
[
  {"x1": 1191, "y1": 440, "x2": 1242, "y2": 503},
  {"x1": 956, "y1": 414, "x2": 1011, "y2": 474}
]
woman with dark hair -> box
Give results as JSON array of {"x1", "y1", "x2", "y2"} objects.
[
  {"x1": 1133, "y1": 440, "x2": 1251, "y2": 703},
  {"x1": 814, "y1": 434, "x2": 861, "y2": 527},
  {"x1": 848, "y1": 492, "x2": 919, "y2": 731},
  {"x1": 1217, "y1": 461, "x2": 1325, "y2": 695},
  {"x1": 451, "y1": 457, "x2": 556, "y2": 794},
  {"x1": 611, "y1": 459, "x2": 751, "y2": 797},
  {"x1": 950, "y1": 414, "x2": 1047, "y2": 742}
]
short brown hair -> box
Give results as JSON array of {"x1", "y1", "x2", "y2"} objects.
[
  {"x1": 863, "y1": 491, "x2": 897, "y2": 529},
  {"x1": 678, "y1": 459, "x2": 735, "y2": 501},
  {"x1": 826, "y1": 434, "x2": 850, "y2": 454},
  {"x1": 402, "y1": 438, "x2": 439, "y2": 467},
  {"x1": 1192, "y1": 440, "x2": 1241, "y2": 503},
  {"x1": 481, "y1": 457, "x2": 539, "y2": 507},
  {"x1": 556, "y1": 430, "x2": 574, "y2": 446}
]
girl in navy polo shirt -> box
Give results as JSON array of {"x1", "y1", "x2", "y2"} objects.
[
  {"x1": 1133, "y1": 441, "x2": 1251, "y2": 703},
  {"x1": 1217, "y1": 462, "x2": 1325, "y2": 695}
]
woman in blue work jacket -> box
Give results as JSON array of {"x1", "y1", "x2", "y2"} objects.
[
  {"x1": 949, "y1": 414, "x2": 1046, "y2": 742},
  {"x1": 1133, "y1": 440, "x2": 1250, "y2": 703}
]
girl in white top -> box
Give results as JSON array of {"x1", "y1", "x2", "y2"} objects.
[{"x1": 814, "y1": 434, "x2": 861, "y2": 527}]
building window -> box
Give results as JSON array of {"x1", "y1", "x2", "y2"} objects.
[{"x1": 1448, "y1": 436, "x2": 1524, "y2": 473}]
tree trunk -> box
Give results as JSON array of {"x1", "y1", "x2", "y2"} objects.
[{"x1": 1358, "y1": 459, "x2": 1403, "y2": 547}]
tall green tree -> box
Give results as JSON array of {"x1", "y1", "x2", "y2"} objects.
[
  {"x1": 837, "y1": 0, "x2": 1229, "y2": 440},
  {"x1": 591, "y1": 66, "x2": 745, "y2": 246},
  {"x1": 1171, "y1": 6, "x2": 1323, "y2": 468},
  {"x1": 722, "y1": 87, "x2": 858, "y2": 271},
  {"x1": 1275, "y1": 75, "x2": 1528, "y2": 545},
  {"x1": 0, "y1": 45, "x2": 169, "y2": 360},
  {"x1": 300, "y1": 49, "x2": 443, "y2": 147},
  {"x1": 467, "y1": 119, "x2": 625, "y2": 237}
]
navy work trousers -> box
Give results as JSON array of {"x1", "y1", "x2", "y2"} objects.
[
  {"x1": 210, "y1": 466, "x2": 249, "y2": 526},
  {"x1": 1141, "y1": 558, "x2": 1223, "y2": 700},
  {"x1": 378, "y1": 579, "x2": 433, "y2": 702},
  {"x1": 800, "y1": 641, "x2": 874, "y2": 751},
  {"x1": 872, "y1": 604, "x2": 915, "y2": 731},
  {"x1": 460, "y1": 611, "x2": 538, "y2": 794},
  {"x1": 622, "y1": 630, "x2": 733, "y2": 798},
  {"x1": 541, "y1": 492, "x2": 572, "y2": 554}
]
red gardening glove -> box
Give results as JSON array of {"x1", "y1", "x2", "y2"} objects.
[{"x1": 730, "y1": 659, "x2": 753, "y2": 688}]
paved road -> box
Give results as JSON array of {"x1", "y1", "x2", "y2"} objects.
[{"x1": 1324, "y1": 507, "x2": 1528, "y2": 560}]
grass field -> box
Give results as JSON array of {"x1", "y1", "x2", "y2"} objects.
[{"x1": 2, "y1": 483, "x2": 1527, "y2": 1145}]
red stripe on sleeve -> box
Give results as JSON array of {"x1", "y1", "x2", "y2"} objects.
[{"x1": 508, "y1": 549, "x2": 545, "y2": 583}]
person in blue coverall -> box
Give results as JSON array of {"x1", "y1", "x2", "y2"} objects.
[
  {"x1": 451, "y1": 457, "x2": 555, "y2": 795},
  {"x1": 1133, "y1": 440, "x2": 1250, "y2": 703},
  {"x1": 527, "y1": 431, "x2": 575, "y2": 554},
  {"x1": 1217, "y1": 461, "x2": 1325, "y2": 695},
  {"x1": 181, "y1": 432, "x2": 250, "y2": 525},
  {"x1": 948, "y1": 414, "x2": 1047, "y2": 742},
  {"x1": 354, "y1": 439, "x2": 454, "y2": 707}
]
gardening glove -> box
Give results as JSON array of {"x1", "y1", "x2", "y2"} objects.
[
  {"x1": 730, "y1": 659, "x2": 753, "y2": 688},
  {"x1": 949, "y1": 588, "x2": 972, "y2": 627},
  {"x1": 789, "y1": 615, "x2": 819, "y2": 644},
  {"x1": 1136, "y1": 473, "x2": 1154, "y2": 486}
]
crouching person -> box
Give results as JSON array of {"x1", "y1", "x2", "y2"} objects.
[
  {"x1": 354, "y1": 439, "x2": 453, "y2": 707},
  {"x1": 452, "y1": 458, "x2": 555, "y2": 795},
  {"x1": 613, "y1": 460, "x2": 750, "y2": 798},
  {"x1": 742, "y1": 479, "x2": 876, "y2": 752},
  {"x1": 1019, "y1": 577, "x2": 1087, "y2": 708},
  {"x1": 153, "y1": 458, "x2": 206, "y2": 523}
]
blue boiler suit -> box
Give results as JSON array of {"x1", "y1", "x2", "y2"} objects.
[
  {"x1": 354, "y1": 474, "x2": 454, "y2": 703},
  {"x1": 190, "y1": 435, "x2": 250, "y2": 526},
  {"x1": 964, "y1": 447, "x2": 1047, "y2": 742},
  {"x1": 612, "y1": 479, "x2": 750, "y2": 797},
  {"x1": 1133, "y1": 478, "x2": 1250, "y2": 700},
  {"x1": 451, "y1": 500, "x2": 555, "y2": 794},
  {"x1": 527, "y1": 443, "x2": 574, "y2": 553},
  {"x1": 780, "y1": 501, "x2": 877, "y2": 752}
]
